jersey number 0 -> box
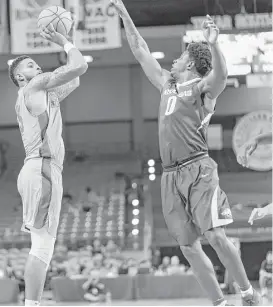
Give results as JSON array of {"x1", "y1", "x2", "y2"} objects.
[{"x1": 165, "y1": 96, "x2": 177, "y2": 116}]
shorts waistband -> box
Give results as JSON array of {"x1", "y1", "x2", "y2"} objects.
[
  {"x1": 162, "y1": 152, "x2": 208, "y2": 172},
  {"x1": 24, "y1": 157, "x2": 63, "y2": 172}
]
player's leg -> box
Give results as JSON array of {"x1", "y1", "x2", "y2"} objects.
[
  {"x1": 161, "y1": 171, "x2": 227, "y2": 306},
  {"x1": 192, "y1": 158, "x2": 260, "y2": 305},
  {"x1": 18, "y1": 159, "x2": 61, "y2": 306},
  {"x1": 24, "y1": 228, "x2": 55, "y2": 305},
  {"x1": 180, "y1": 240, "x2": 227, "y2": 306},
  {"x1": 204, "y1": 228, "x2": 250, "y2": 290}
]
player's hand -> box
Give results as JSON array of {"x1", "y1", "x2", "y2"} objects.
[
  {"x1": 236, "y1": 139, "x2": 257, "y2": 167},
  {"x1": 110, "y1": 0, "x2": 126, "y2": 18},
  {"x1": 202, "y1": 15, "x2": 219, "y2": 45},
  {"x1": 248, "y1": 208, "x2": 267, "y2": 225},
  {"x1": 39, "y1": 23, "x2": 68, "y2": 47}
]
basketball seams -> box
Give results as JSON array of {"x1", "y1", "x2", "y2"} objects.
[{"x1": 38, "y1": 6, "x2": 72, "y2": 35}]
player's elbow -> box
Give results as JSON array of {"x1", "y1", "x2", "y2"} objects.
[
  {"x1": 70, "y1": 64, "x2": 88, "y2": 77},
  {"x1": 77, "y1": 62, "x2": 88, "y2": 75}
]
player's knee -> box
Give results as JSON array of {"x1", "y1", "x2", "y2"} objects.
[
  {"x1": 29, "y1": 228, "x2": 56, "y2": 270},
  {"x1": 180, "y1": 242, "x2": 200, "y2": 259},
  {"x1": 204, "y1": 228, "x2": 227, "y2": 250}
]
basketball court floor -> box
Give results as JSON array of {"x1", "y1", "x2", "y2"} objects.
[{"x1": 31, "y1": 294, "x2": 271, "y2": 306}]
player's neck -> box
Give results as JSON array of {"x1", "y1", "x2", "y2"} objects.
[
  {"x1": 19, "y1": 81, "x2": 28, "y2": 88},
  {"x1": 178, "y1": 70, "x2": 200, "y2": 84}
]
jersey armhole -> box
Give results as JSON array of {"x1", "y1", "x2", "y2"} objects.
[
  {"x1": 160, "y1": 70, "x2": 171, "y2": 94},
  {"x1": 23, "y1": 88, "x2": 48, "y2": 117}
]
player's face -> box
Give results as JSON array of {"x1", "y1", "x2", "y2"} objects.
[
  {"x1": 16, "y1": 58, "x2": 43, "y2": 82},
  {"x1": 266, "y1": 253, "x2": 272, "y2": 263},
  {"x1": 171, "y1": 51, "x2": 193, "y2": 77}
]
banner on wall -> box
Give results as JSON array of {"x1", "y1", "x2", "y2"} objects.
[
  {"x1": 10, "y1": 0, "x2": 63, "y2": 54},
  {"x1": 0, "y1": 0, "x2": 9, "y2": 54},
  {"x1": 65, "y1": 0, "x2": 121, "y2": 51}
]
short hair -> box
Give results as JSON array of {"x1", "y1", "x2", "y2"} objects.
[
  {"x1": 187, "y1": 42, "x2": 212, "y2": 77},
  {"x1": 8, "y1": 55, "x2": 30, "y2": 87}
]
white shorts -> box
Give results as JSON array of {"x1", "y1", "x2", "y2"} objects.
[{"x1": 17, "y1": 158, "x2": 63, "y2": 238}]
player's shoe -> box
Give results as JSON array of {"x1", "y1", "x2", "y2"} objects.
[{"x1": 242, "y1": 288, "x2": 261, "y2": 305}]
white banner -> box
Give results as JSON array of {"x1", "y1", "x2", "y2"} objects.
[
  {"x1": 65, "y1": 0, "x2": 121, "y2": 51},
  {"x1": 10, "y1": 0, "x2": 63, "y2": 54},
  {"x1": 0, "y1": 0, "x2": 9, "y2": 54}
]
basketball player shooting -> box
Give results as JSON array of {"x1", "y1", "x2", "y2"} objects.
[
  {"x1": 110, "y1": 0, "x2": 261, "y2": 305},
  {"x1": 8, "y1": 18, "x2": 87, "y2": 306}
]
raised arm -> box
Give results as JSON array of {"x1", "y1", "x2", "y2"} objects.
[
  {"x1": 29, "y1": 24, "x2": 87, "y2": 93},
  {"x1": 48, "y1": 19, "x2": 82, "y2": 102},
  {"x1": 110, "y1": 0, "x2": 169, "y2": 91},
  {"x1": 198, "y1": 15, "x2": 228, "y2": 100}
]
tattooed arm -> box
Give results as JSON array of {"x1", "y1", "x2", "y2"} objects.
[
  {"x1": 28, "y1": 45, "x2": 87, "y2": 94},
  {"x1": 48, "y1": 48, "x2": 81, "y2": 102},
  {"x1": 111, "y1": 0, "x2": 169, "y2": 91}
]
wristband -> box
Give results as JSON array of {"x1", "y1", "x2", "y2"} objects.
[{"x1": 64, "y1": 42, "x2": 75, "y2": 54}]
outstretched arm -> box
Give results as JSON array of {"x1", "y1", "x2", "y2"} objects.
[
  {"x1": 110, "y1": 0, "x2": 169, "y2": 91},
  {"x1": 198, "y1": 15, "x2": 228, "y2": 100}
]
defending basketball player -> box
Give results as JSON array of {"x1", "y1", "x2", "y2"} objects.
[
  {"x1": 110, "y1": 0, "x2": 260, "y2": 305},
  {"x1": 8, "y1": 20, "x2": 87, "y2": 305}
]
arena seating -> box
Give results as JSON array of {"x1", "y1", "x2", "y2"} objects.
[{"x1": 57, "y1": 193, "x2": 125, "y2": 243}]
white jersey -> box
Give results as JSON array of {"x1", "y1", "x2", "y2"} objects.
[{"x1": 15, "y1": 87, "x2": 65, "y2": 170}]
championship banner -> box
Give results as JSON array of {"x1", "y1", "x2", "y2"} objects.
[
  {"x1": 10, "y1": 0, "x2": 63, "y2": 54},
  {"x1": 65, "y1": 0, "x2": 121, "y2": 51},
  {"x1": 0, "y1": 0, "x2": 9, "y2": 54}
]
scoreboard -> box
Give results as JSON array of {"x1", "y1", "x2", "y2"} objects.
[{"x1": 183, "y1": 31, "x2": 273, "y2": 75}]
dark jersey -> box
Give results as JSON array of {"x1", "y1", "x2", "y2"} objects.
[{"x1": 158, "y1": 78, "x2": 213, "y2": 167}]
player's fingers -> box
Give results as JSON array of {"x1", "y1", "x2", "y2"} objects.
[
  {"x1": 248, "y1": 209, "x2": 258, "y2": 224},
  {"x1": 41, "y1": 25, "x2": 50, "y2": 34},
  {"x1": 40, "y1": 32, "x2": 51, "y2": 40},
  {"x1": 48, "y1": 23, "x2": 56, "y2": 33}
]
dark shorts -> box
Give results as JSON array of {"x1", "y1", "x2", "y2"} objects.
[{"x1": 161, "y1": 156, "x2": 233, "y2": 246}]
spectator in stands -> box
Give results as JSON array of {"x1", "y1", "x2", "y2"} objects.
[
  {"x1": 104, "y1": 240, "x2": 120, "y2": 258},
  {"x1": 259, "y1": 251, "x2": 272, "y2": 299},
  {"x1": 151, "y1": 248, "x2": 161, "y2": 269},
  {"x1": 68, "y1": 201, "x2": 81, "y2": 216},
  {"x1": 65, "y1": 258, "x2": 82, "y2": 279},
  {"x1": 80, "y1": 186, "x2": 99, "y2": 212},
  {"x1": 82, "y1": 270, "x2": 111, "y2": 303},
  {"x1": 118, "y1": 260, "x2": 129, "y2": 275},
  {"x1": 138, "y1": 260, "x2": 152, "y2": 274},
  {"x1": 92, "y1": 239, "x2": 104, "y2": 255},
  {"x1": 158, "y1": 256, "x2": 171, "y2": 274},
  {"x1": 167, "y1": 256, "x2": 186, "y2": 275}
]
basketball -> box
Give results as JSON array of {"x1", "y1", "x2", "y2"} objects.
[{"x1": 37, "y1": 6, "x2": 73, "y2": 36}]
